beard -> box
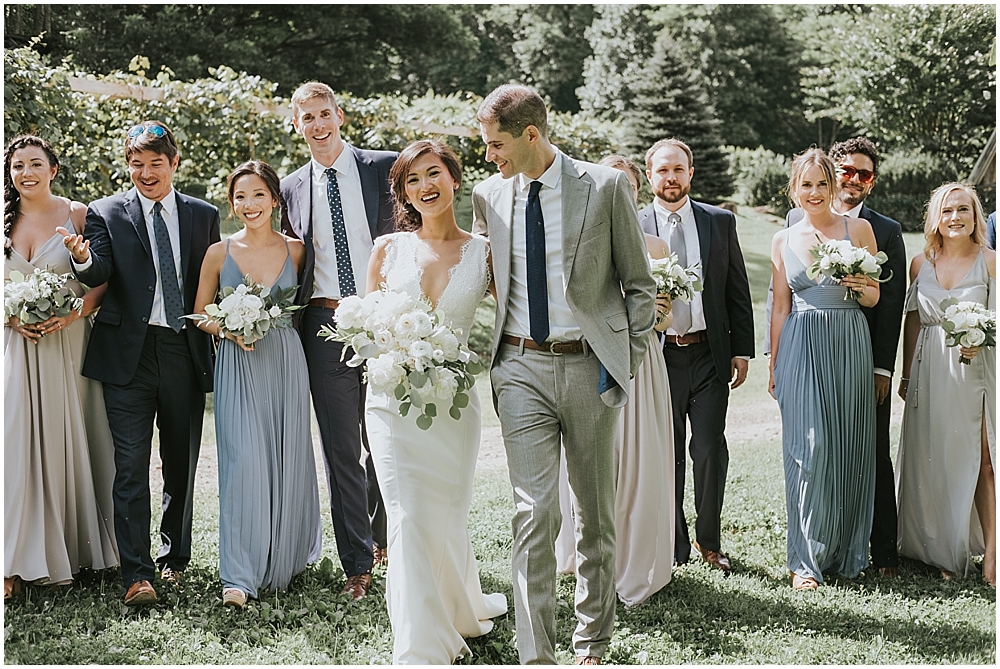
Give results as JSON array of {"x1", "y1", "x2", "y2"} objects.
[
  {"x1": 654, "y1": 181, "x2": 690, "y2": 204},
  {"x1": 837, "y1": 183, "x2": 868, "y2": 208}
]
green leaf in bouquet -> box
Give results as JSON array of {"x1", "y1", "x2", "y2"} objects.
[
  {"x1": 805, "y1": 264, "x2": 821, "y2": 280},
  {"x1": 940, "y1": 297, "x2": 959, "y2": 310},
  {"x1": 358, "y1": 343, "x2": 379, "y2": 358},
  {"x1": 260, "y1": 285, "x2": 272, "y2": 299},
  {"x1": 204, "y1": 304, "x2": 221, "y2": 317},
  {"x1": 424, "y1": 403, "x2": 437, "y2": 418},
  {"x1": 8, "y1": 270, "x2": 24, "y2": 283},
  {"x1": 220, "y1": 286, "x2": 235, "y2": 298},
  {"x1": 409, "y1": 370, "x2": 428, "y2": 388},
  {"x1": 942, "y1": 321, "x2": 956, "y2": 333},
  {"x1": 394, "y1": 383, "x2": 407, "y2": 400},
  {"x1": 259, "y1": 318, "x2": 271, "y2": 335},
  {"x1": 410, "y1": 389, "x2": 424, "y2": 408},
  {"x1": 399, "y1": 401, "x2": 411, "y2": 417},
  {"x1": 691, "y1": 279, "x2": 704, "y2": 292},
  {"x1": 466, "y1": 360, "x2": 483, "y2": 375},
  {"x1": 453, "y1": 392, "x2": 469, "y2": 409},
  {"x1": 36, "y1": 298, "x2": 51, "y2": 312},
  {"x1": 449, "y1": 405, "x2": 462, "y2": 420},
  {"x1": 416, "y1": 413, "x2": 433, "y2": 430}
]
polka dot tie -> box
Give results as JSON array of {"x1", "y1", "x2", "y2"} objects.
[
  {"x1": 152, "y1": 201, "x2": 184, "y2": 332},
  {"x1": 325, "y1": 167, "x2": 356, "y2": 297}
]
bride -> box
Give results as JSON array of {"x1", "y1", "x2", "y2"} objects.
[{"x1": 364, "y1": 139, "x2": 507, "y2": 664}]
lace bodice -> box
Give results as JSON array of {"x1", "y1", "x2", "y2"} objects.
[{"x1": 380, "y1": 232, "x2": 490, "y2": 345}]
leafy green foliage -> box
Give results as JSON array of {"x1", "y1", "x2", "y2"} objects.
[
  {"x1": 577, "y1": 4, "x2": 656, "y2": 118},
  {"x1": 728, "y1": 146, "x2": 792, "y2": 217}
]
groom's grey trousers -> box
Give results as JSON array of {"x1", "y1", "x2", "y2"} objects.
[{"x1": 492, "y1": 342, "x2": 620, "y2": 664}]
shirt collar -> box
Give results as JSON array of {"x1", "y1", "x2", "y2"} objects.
[
  {"x1": 312, "y1": 144, "x2": 355, "y2": 179},
  {"x1": 654, "y1": 196, "x2": 693, "y2": 223},
  {"x1": 837, "y1": 202, "x2": 864, "y2": 219},
  {"x1": 137, "y1": 188, "x2": 177, "y2": 218},
  {"x1": 517, "y1": 150, "x2": 562, "y2": 193}
]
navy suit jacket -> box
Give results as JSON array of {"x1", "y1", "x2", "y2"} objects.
[
  {"x1": 640, "y1": 200, "x2": 755, "y2": 384},
  {"x1": 279, "y1": 145, "x2": 397, "y2": 306},
  {"x1": 76, "y1": 188, "x2": 221, "y2": 390},
  {"x1": 775, "y1": 205, "x2": 907, "y2": 372}
]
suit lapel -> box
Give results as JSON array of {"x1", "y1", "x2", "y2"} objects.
[
  {"x1": 692, "y1": 201, "x2": 713, "y2": 274},
  {"x1": 124, "y1": 190, "x2": 152, "y2": 259},
  {"x1": 176, "y1": 192, "x2": 193, "y2": 280},
  {"x1": 561, "y1": 157, "x2": 591, "y2": 282},
  {"x1": 353, "y1": 147, "x2": 379, "y2": 237}
]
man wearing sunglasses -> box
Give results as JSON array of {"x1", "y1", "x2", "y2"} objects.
[
  {"x1": 766, "y1": 136, "x2": 906, "y2": 578},
  {"x1": 60, "y1": 121, "x2": 220, "y2": 606}
]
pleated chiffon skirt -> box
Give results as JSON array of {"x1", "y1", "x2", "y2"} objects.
[
  {"x1": 215, "y1": 327, "x2": 322, "y2": 598},
  {"x1": 774, "y1": 286, "x2": 875, "y2": 582}
]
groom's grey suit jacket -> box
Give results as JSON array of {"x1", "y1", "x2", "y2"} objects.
[{"x1": 472, "y1": 152, "x2": 657, "y2": 407}]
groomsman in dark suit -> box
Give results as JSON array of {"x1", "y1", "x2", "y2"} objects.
[
  {"x1": 766, "y1": 137, "x2": 906, "y2": 577},
  {"x1": 60, "y1": 121, "x2": 220, "y2": 605},
  {"x1": 639, "y1": 138, "x2": 755, "y2": 572},
  {"x1": 279, "y1": 82, "x2": 397, "y2": 600}
]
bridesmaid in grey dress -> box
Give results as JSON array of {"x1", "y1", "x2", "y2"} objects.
[
  {"x1": 769, "y1": 149, "x2": 880, "y2": 590},
  {"x1": 191, "y1": 161, "x2": 321, "y2": 608}
]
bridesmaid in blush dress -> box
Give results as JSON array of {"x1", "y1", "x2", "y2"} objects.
[
  {"x1": 5, "y1": 135, "x2": 118, "y2": 599},
  {"x1": 190, "y1": 161, "x2": 321, "y2": 608},
  {"x1": 895, "y1": 183, "x2": 996, "y2": 585}
]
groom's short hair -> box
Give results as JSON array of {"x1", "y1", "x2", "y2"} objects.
[
  {"x1": 477, "y1": 84, "x2": 548, "y2": 139},
  {"x1": 291, "y1": 81, "x2": 339, "y2": 118}
]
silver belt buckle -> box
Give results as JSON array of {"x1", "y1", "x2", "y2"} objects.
[{"x1": 674, "y1": 334, "x2": 689, "y2": 347}]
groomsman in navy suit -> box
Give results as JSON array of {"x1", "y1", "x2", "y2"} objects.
[
  {"x1": 639, "y1": 138, "x2": 755, "y2": 573},
  {"x1": 280, "y1": 82, "x2": 397, "y2": 600},
  {"x1": 766, "y1": 136, "x2": 907, "y2": 577},
  {"x1": 61, "y1": 122, "x2": 220, "y2": 605}
]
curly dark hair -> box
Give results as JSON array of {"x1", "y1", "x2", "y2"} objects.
[
  {"x1": 388, "y1": 140, "x2": 463, "y2": 232},
  {"x1": 226, "y1": 160, "x2": 283, "y2": 224},
  {"x1": 4, "y1": 135, "x2": 60, "y2": 259},
  {"x1": 828, "y1": 136, "x2": 880, "y2": 176}
]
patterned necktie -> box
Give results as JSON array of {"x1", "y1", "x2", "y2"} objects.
[
  {"x1": 152, "y1": 202, "x2": 184, "y2": 332},
  {"x1": 666, "y1": 212, "x2": 691, "y2": 335},
  {"x1": 325, "y1": 167, "x2": 356, "y2": 297},
  {"x1": 525, "y1": 180, "x2": 549, "y2": 346}
]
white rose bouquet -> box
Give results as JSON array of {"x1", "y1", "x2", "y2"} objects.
[
  {"x1": 940, "y1": 298, "x2": 996, "y2": 365},
  {"x1": 184, "y1": 275, "x2": 302, "y2": 345},
  {"x1": 806, "y1": 237, "x2": 891, "y2": 300},
  {"x1": 4, "y1": 267, "x2": 83, "y2": 325},
  {"x1": 318, "y1": 287, "x2": 483, "y2": 430},
  {"x1": 648, "y1": 253, "x2": 703, "y2": 302}
]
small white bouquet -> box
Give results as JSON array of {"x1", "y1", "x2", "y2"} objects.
[
  {"x1": 318, "y1": 287, "x2": 483, "y2": 430},
  {"x1": 184, "y1": 275, "x2": 302, "y2": 345},
  {"x1": 648, "y1": 253, "x2": 703, "y2": 302},
  {"x1": 940, "y1": 298, "x2": 996, "y2": 365},
  {"x1": 806, "y1": 237, "x2": 891, "y2": 300},
  {"x1": 4, "y1": 267, "x2": 83, "y2": 325}
]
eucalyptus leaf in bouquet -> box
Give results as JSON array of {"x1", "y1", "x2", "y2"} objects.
[
  {"x1": 4, "y1": 267, "x2": 84, "y2": 325},
  {"x1": 940, "y1": 298, "x2": 996, "y2": 364},
  {"x1": 805, "y1": 236, "x2": 892, "y2": 300},
  {"x1": 184, "y1": 275, "x2": 303, "y2": 345}
]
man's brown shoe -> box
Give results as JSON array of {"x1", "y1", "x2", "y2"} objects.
[
  {"x1": 576, "y1": 656, "x2": 601, "y2": 665},
  {"x1": 124, "y1": 580, "x2": 157, "y2": 606},
  {"x1": 693, "y1": 541, "x2": 732, "y2": 574},
  {"x1": 877, "y1": 566, "x2": 899, "y2": 579},
  {"x1": 341, "y1": 573, "x2": 372, "y2": 601}
]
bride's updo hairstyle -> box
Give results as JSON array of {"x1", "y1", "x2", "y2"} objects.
[
  {"x1": 389, "y1": 139, "x2": 463, "y2": 232},
  {"x1": 787, "y1": 147, "x2": 837, "y2": 209}
]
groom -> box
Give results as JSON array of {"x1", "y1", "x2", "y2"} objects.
[{"x1": 472, "y1": 84, "x2": 656, "y2": 664}]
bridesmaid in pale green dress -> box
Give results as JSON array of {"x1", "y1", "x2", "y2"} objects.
[
  {"x1": 191, "y1": 161, "x2": 321, "y2": 608},
  {"x1": 769, "y1": 149, "x2": 880, "y2": 590}
]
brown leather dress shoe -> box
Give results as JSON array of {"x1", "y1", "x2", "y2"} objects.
[
  {"x1": 877, "y1": 566, "x2": 899, "y2": 579},
  {"x1": 693, "y1": 541, "x2": 732, "y2": 574},
  {"x1": 576, "y1": 656, "x2": 602, "y2": 665},
  {"x1": 341, "y1": 573, "x2": 372, "y2": 601},
  {"x1": 124, "y1": 580, "x2": 157, "y2": 606}
]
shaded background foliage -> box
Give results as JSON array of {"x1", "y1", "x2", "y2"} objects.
[{"x1": 5, "y1": 3, "x2": 996, "y2": 223}]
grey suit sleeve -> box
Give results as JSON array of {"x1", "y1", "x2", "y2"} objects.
[
  {"x1": 610, "y1": 172, "x2": 657, "y2": 374},
  {"x1": 471, "y1": 186, "x2": 488, "y2": 238}
]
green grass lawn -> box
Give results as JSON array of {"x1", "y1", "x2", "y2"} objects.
[{"x1": 3, "y1": 206, "x2": 995, "y2": 664}]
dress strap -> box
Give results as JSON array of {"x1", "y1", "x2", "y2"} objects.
[
  {"x1": 225, "y1": 239, "x2": 231, "y2": 255},
  {"x1": 843, "y1": 215, "x2": 850, "y2": 241},
  {"x1": 283, "y1": 236, "x2": 290, "y2": 259}
]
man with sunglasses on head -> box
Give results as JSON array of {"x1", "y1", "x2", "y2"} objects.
[
  {"x1": 59, "y1": 121, "x2": 220, "y2": 606},
  {"x1": 766, "y1": 136, "x2": 906, "y2": 578}
]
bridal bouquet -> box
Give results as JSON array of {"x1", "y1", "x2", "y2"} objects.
[
  {"x1": 183, "y1": 275, "x2": 302, "y2": 345},
  {"x1": 805, "y1": 237, "x2": 891, "y2": 300},
  {"x1": 4, "y1": 267, "x2": 83, "y2": 325},
  {"x1": 648, "y1": 253, "x2": 703, "y2": 302},
  {"x1": 940, "y1": 298, "x2": 996, "y2": 365},
  {"x1": 318, "y1": 287, "x2": 482, "y2": 430}
]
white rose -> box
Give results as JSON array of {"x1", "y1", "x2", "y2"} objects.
[
  {"x1": 947, "y1": 311, "x2": 969, "y2": 331},
  {"x1": 412, "y1": 311, "x2": 433, "y2": 338},
  {"x1": 334, "y1": 295, "x2": 366, "y2": 329},
  {"x1": 367, "y1": 353, "x2": 406, "y2": 396},
  {"x1": 224, "y1": 313, "x2": 246, "y2": 331},
  {"x1": 961, "y1": 329, "x2": 986, "y2": 347},
  {"x1": 408, "y1": 340, "x2": 434, "y2": 361},
  {"x1": 859, "y1": 254, "x2": 879, "y2": 275},
  {"x1": 219, "y1": 293, "x2": 241, "y2": 314},
  {"x1": 242, "y1": 294, "x2": 264, "y2": 311},
  {"x1": 269, "y1": 305, "x2": 282, "y2": 318},
  {"x1": 373, "y1": 328, "x2": 395, "y2": 350},
  {"x1": 432, "y1": 367, "x2": 459, "y2": 402},
  {"x1": 234, "y1": 283, "x2": 249, "y2": 295}
]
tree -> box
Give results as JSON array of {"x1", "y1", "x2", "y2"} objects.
[
  {"x1": 623, "y1": 31, "x2": 734, "y2": 203},
  {"x1": 804, "y1": 4, "x2": 996, "y2": 172},
  {"x1": 577, "y1": 4, "x2": 656, "y2": 117}
]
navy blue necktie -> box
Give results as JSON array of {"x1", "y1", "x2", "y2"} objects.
[
  {"x1": 152, "y1": 202, "x2": 184, "y2": 332},
  {"x1": 525, "y1": 180, "x2": 549, "y2": 346},
  {"x1": 325, "y1": 167, "x2": 356, "y2": 297}
]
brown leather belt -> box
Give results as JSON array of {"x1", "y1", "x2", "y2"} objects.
[
  {"x1": 663, "y1": 331, "x2": 707, "y2": 346},
  {"x1": 309, "y1": 297, "x2": 340, "y2": 309},
  {"x1": 500, "y1": 334, "x2": 587, "y2": 355}
]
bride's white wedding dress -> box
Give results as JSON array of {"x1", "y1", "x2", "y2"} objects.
[{"x1": 366, "y1": 232, "x2": 507, "y2": 665}]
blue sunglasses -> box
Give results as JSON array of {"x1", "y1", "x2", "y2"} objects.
[{"x1": 127, "y1": 124, "x2": 167, "y2": 138}]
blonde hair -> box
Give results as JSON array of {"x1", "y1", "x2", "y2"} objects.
[
  {"x1": 922, "y1": 182, "x2": 987, "y2": 261},
  {"x1": 787, "y1": 148, "x2": 837, "y2": 209},
  {"x1": 291, "y1": 81, "x2": 338, "y2": 118}
]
